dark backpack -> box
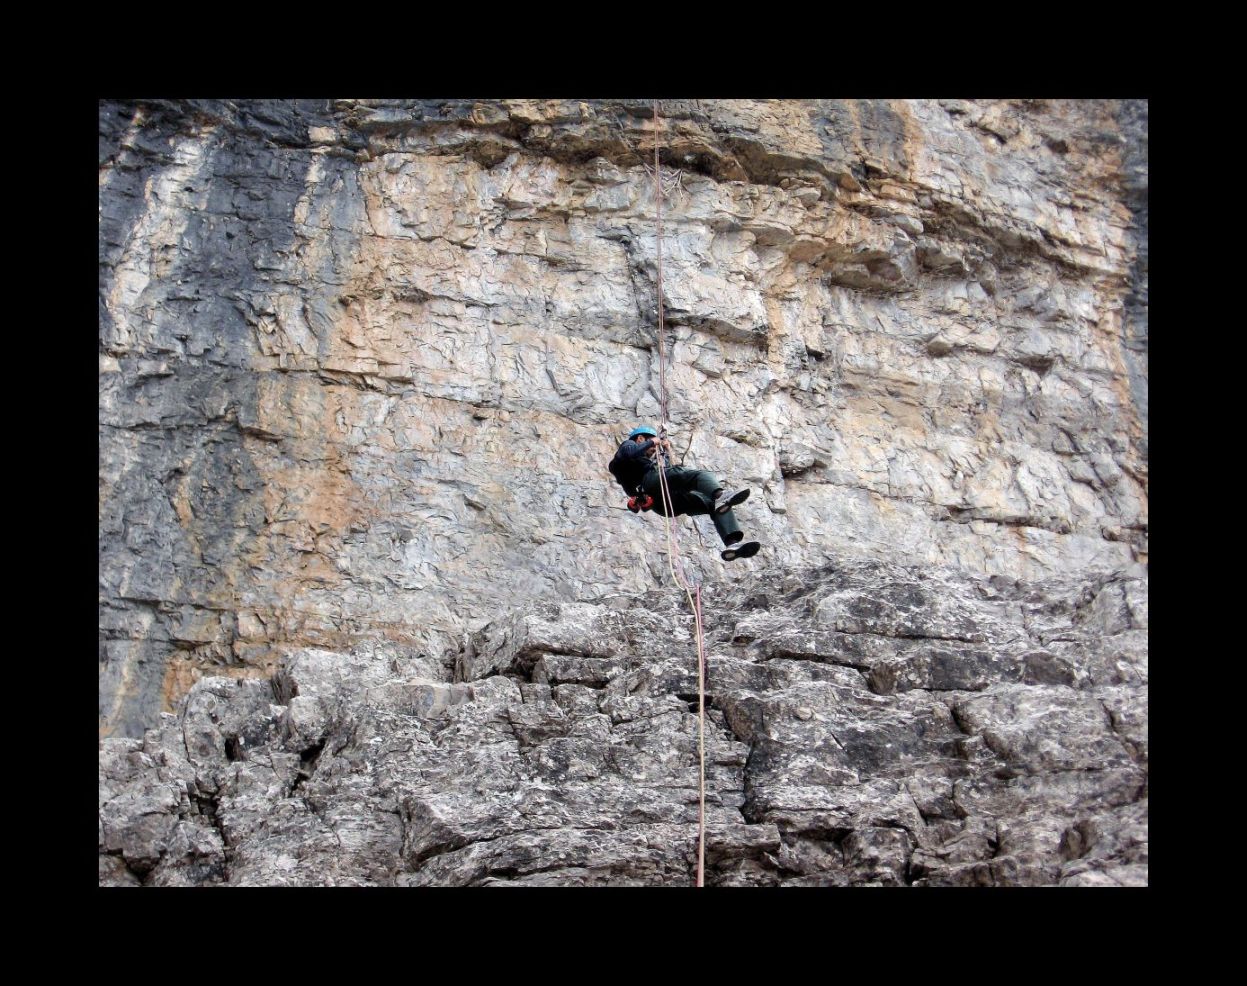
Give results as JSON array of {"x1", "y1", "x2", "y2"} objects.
[{"x1": 608, "y1": 444, "x2": 645, "y2": 495}]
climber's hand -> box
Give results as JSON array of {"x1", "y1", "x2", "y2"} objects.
[{"x1": 627, "y1": 494, "x2": 654, "y2": 513}]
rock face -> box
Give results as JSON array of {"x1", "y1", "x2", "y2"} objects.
[
  {"x1": 99, "y1": 99, "x2": 1147, "y2": 885},
  {"x1": 98, "y1": 558, "x2": 1147, "y2": 886}
]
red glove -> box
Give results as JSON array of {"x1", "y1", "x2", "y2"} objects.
[{"x1": 627, "y1": 494, "x2": 654, "y2": 513}]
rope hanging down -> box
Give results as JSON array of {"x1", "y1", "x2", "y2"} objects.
[{"x1": 647, "y1": 101, "x2": 708, "y2": 889}]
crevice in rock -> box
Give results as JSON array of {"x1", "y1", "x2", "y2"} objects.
[
  {"x1": 948, "y1": 704, "x2": 976, "y2": 739},
  {"x1": 830, "y1": 626, "x2": 985, "y2": 645},
  {"x1": 408, "y1": 828, "x2": 513, "y2": 870},
  {"x1": 290, "y1": 739, "x2": 326, "y2": 793},
  {"x1": 762, "y1": 648, "x2": 874, "y2": 675},
  {"x1": 1057, "y1": 819, "x2": 1096, "y2": 862},
  {"x1": 987, "y1": 823, "x2": 1003, "y2": 859},
  {"x1": 676, "y1": 693, "x2": 718, "y2": 714},
  {"x1": 192, "y1": 785, "x2": 221, "y2": 830},
  {"x1": 1099, "y1": 699, "x2": 1145, "y2": 767},
  {"x1": 903, "y1": 858, "x2": 923, "y2": 886},
  {"x1": 738, "y1": 744, "x2": 763, "y2": 824},
  {"x1": 945, "y1": 506, "x2": 1073, "y2": 537},
  {"x1": 102, "y1": 847, "x2": 150, "y2": 885},
  {"x1": 224, "y1": 735, "x2": 245, "y2": 762},
  {"x1": 919, "y1": 195, "x2": 1101, "y2": 279},
  {"x1": 903, "y1": 784, "x2": 934, "y2": 826},
  {"x1": 801, "y1": 826, "x2": 855, "y2": 848},
  {"x1": 190, "y1": 783, "x2": 231, "y2": 883}
]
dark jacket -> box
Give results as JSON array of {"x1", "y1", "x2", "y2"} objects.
[{"x1": 608, "y1": 438, "x2": 663, "y2": 495}]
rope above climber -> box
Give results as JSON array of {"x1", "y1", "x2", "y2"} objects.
[{"x1": 608, "y1": 426, "x2": 762, "y2": 561}]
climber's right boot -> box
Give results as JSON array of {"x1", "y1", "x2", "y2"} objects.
[{"x1": 720, "y1": 540, "x2": 761, "y2": 562}]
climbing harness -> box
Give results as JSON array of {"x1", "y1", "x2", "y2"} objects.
[{"x1": 647, "y1": 101, "x2": 709, "y2": 889}]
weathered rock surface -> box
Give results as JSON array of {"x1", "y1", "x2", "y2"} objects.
[
  {"x1": 98, "y1": 558, "x2": 1147, "y2": 886},
  {"x1": 100, "y1": 99, "x2": 1146, "y2": 885},
  {"x1": 100, "y1": 99, "x2": 1147, "y2": 740}
]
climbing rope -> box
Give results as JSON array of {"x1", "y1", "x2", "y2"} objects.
[{"x1": 647, "y1": 101, "x2": 708, "y2": 889}]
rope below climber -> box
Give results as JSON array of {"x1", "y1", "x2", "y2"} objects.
[{"x1": 606, "y1": 100, "x2": 759, "y2": 889}]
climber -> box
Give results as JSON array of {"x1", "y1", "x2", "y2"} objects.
[{"x1": 609, "y1": 426, "x2": 761, "y2": 561}]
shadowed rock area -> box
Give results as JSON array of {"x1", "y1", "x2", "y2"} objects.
[{"x1": 99, "y1": 557, "x2": 1146, "y2": 886}]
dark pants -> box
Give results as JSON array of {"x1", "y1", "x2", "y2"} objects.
[{"x1": 642, "y1": 466, "x2": 743, "y2": 546}]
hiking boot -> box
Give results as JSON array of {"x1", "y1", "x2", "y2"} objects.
[
  {"x1": 715, "y1": 488, "x2": 750, "y2": 514},
  {"x1": 720, "y1": 540, "x2": 761, "y2": 562}
]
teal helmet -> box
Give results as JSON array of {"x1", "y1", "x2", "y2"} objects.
[{"x1": 628, "y1": 425, "x2": 658, "y2": 439}]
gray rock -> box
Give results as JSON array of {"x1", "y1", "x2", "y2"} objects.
[
  {"x1": 100, "y1": 99, "x2": 1147, "y2": 739},
  {"x1": 99, "y1": 558, "x2": 1147, "y2": 886},
  {"x1": 99, "y1": 98, "x2": 1146, "y2": 885}
]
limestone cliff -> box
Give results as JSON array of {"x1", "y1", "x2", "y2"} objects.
[{"x1": 99, "y1": 99, "x2": 1147, "y2": 886}]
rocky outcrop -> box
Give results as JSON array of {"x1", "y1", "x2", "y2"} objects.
[
  {"x1": 98, "y1": 558, "x2": 1146, "y2": 886},
  {"x1": 99, "y1": 99, "x2": 1147, "y2": 740}
]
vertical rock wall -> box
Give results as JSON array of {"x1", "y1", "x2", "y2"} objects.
[{"x1": 99, "y1": 99, "x2": 1147, "y2": 742}]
